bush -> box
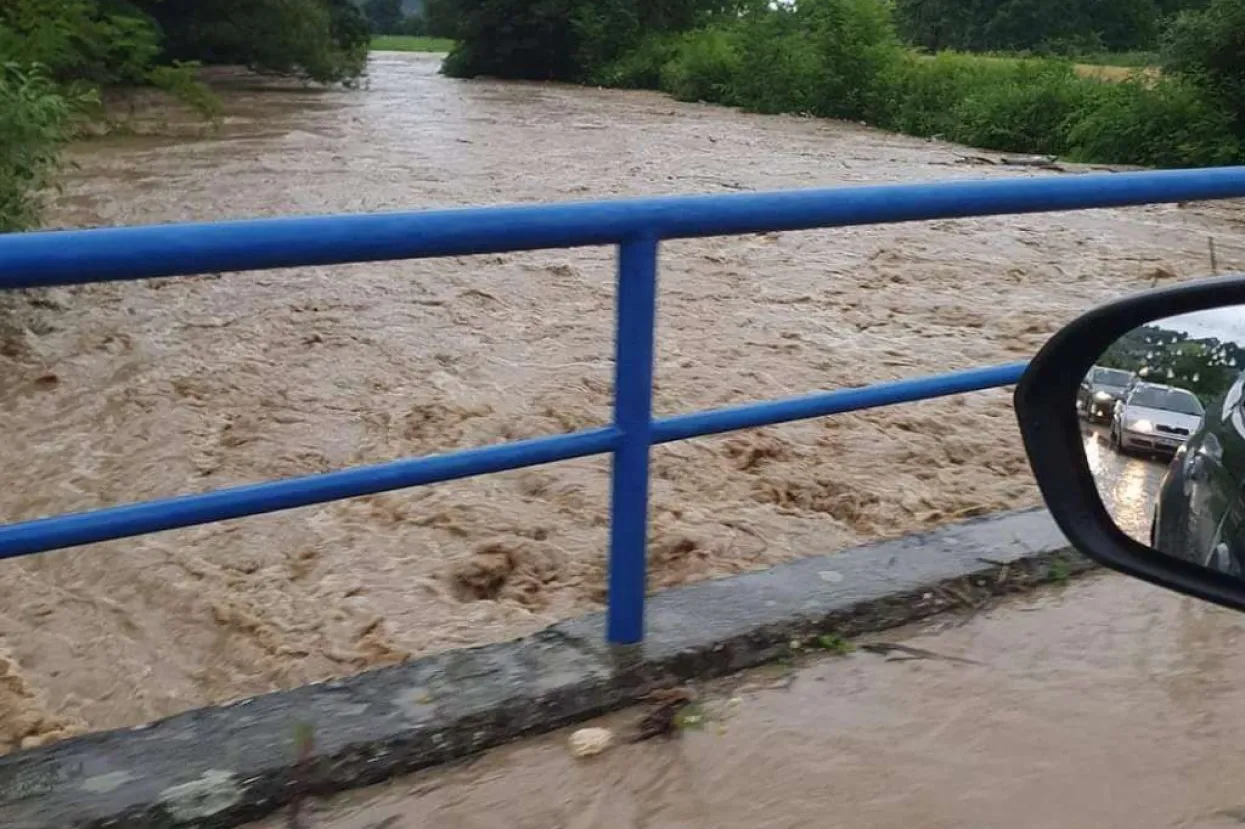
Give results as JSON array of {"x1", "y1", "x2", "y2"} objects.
[
  {"x1": 660, "y1": 28, "x2": 741, "y2": 102},
  {"x1": 442, "y1": 0, "x2": 583, "y2": 80},
  {"x1": 727, "y1": 12, "x2": 824, "y2": 114},
  {"x1": 0, "y1": 64, "x2": 94, "y2": 232},
  {"x1": 1162, "y1": 0, "x2": 1245, "y2": 134},
  {"x1": 1065, "y1": 77, "x2": 1240, "y2": 165},
  {"x1": 0, "y1": 0, "x2": 162, "y2": 86},
  {"x1": 591, "y1": 33, "x2": 682, "y2": 88},
  {"x1": 893, "y1": 0, "x2": 1164, "y2": 55},
  {"x1": 442, "y1": 0, "x2": 743, "y2": 81},
  {"x1": 799, "y1": 0, "x2": 905, "y2": 122},
  {"x1": 886, "y1": 52, "x2": 996, "y2": 137},
  {"x1": 144, "y1": 0, "x2": 370, "y2": 85},
  {"x1": 682, "y1": 0, "x2": 904, "y2": 121},
  {"x1": 946, "y1": 59, "x2": 1091, "y2": 154}
]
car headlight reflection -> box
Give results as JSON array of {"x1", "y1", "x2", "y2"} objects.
[
  {"x1": 1127, "y1": 418, "x2": 1154, "y2": 433},
  {"x1": 1094, "y1": 391, "x2": 1113, "y2": 401}
]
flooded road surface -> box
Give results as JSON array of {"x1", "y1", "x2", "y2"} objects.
[
  {"x1": 2, "y1": 51, "x2": 1245, "y2": 750},
  {"x1": 245, "y1": 575, "x2": 1245, "y2": 829},
  {"x1": 1085, "y1": 423, "x2": 1171, "y2": 542}
]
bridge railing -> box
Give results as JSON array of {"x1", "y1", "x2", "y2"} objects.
[{"x1": 3, "y1": 167, "x2": 1245, "y2": 644}]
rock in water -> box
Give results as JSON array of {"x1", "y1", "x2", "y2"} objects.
[{"x1": 568, "y1": 727, "x2": 614, "y2": 758}]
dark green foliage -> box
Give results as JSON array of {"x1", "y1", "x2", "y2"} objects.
[
  {"x1": 442, "y1": 0, "x2": 582, "y2": 80},
  {"x1": 0, "y1": 0, "x2": 371, "y2": 231},
  {"x1": 487, "y1": 0, "x2": 1243, "y2": 168},
  {"x1": 659, "y1": 28, "x2": 741, "y2": 103},
  {"x1": 0, "y1": 0, "x2": 162, "y2": 85},
  {"x1": 1102, "y1": 323, "x2": 1245, "y2": 404},
  {"x1": 0, "y1": 65, "x2": 95, "y2": 232},
  {"x1": 798, "y1": 0, "x2": 904, "y2": 122},
  {"x1": 364, "y1": 0, "x2": 405, "y2": 33},
  {"x1": 420, "y1": 0, "x2": 460, "y2": 38},
  {"x1": 441, "y1": 0, "x2": 742, "y2": 81},
  {"x1": 1163, "y1": 0, "x2": 1245, "y2": 133},
  {"x1": 941, "y1": 59, "x2": 1088, "y2": 154},
  {"x1": 1066, "y1": 77, "x2": 1239, "y2": 165},
  {"x1": 727, "y1": 10, "x2": 823, "y2": 114},
  {"x1": 893, "y1": 0, "x2": 1178, "y2": 55},
  {"x1": 146, "y1": 0, "x2": 370, "y2": 84}
]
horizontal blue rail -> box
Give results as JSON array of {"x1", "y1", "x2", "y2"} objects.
[
  {"x1": 3, "y1": 168, "x2": 1245, "y2": 644},
  {"x1": 5, "y1": 167, "x2": 1245, "y2": 287}
]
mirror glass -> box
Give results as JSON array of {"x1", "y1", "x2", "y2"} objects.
[{"x1": 1085, "y1": 305, "x2": 1245, "y2": 578}]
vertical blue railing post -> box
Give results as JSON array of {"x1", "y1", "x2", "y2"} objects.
[{"x1": 607, "y1": 235, "x2": 659, "y2": 645}]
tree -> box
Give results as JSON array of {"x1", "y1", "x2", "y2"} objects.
[
  {"x1": 363, "y1": 0, "x2": 404, "y2": 33},
  {"x1": 440, "y1": 0, "x2": 742, "y2": 80},
  {"x1": 139, "y1": 0, "x2": 370, "y2": 84},
  {"x1": 893, "y1": 0, "x2": 1163, "y2": 53},
  {"x1": 1163, "y1": 0, "x2": 1245, "y2": 135}
]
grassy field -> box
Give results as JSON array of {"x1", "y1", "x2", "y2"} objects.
[
  {"x1": 370, "y1": 36, "x2": 455, "y2": 52},
  {"x1": 927, "y1": 51, "x2": 1160, "y2": 82},
  {"x1": 1074, "y1": 50, "x2": 1160, "y2": 67}
]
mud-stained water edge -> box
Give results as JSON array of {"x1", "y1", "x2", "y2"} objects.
[{"x1": 1, "y1": 52, "x2": 1243, "y2": 752}]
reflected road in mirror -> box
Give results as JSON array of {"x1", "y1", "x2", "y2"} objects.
[{"x1": 1084, "y1": 422, "x2": 1169, "y2": 543}]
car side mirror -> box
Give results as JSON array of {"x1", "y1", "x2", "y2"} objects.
[{"x1": 1015, "y1": 275, "x2": 1245, "y2": 612}]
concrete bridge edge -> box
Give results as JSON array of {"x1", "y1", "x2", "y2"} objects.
[{"x1": 0, "y1": 507, "x2": 1090, "y2": 829}]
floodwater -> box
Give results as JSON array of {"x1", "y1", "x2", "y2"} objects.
[
  {"x1": 1, "y1": 51, "x2": 1243, "y2": 751},
  {"x1": 1084, "y1": 423, "x2": 1171, "y2": 542},
  {"x1": 245, "y1": 574, "x2": 1245, "y2": 829}
]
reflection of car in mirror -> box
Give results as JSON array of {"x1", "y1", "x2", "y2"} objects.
[
  {"x1": 1151, "y1": 372, "x2": 1245, "y2": 576},
  {"x1": 1013, "y1": 282, "x2": 1245, "y2": 618},
  {"x1": 1108, "y1": 381, "x2": 1204, "y2": 457},
  {"x1": 1077, "y1": 366, "x2": 1134, "y2": 423}
]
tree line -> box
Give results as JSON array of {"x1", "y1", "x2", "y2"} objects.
[
  {"x1": 361, "y1": 0, "x2": 458, "y2": 37},
  {"x1": 1101, "y1": 324, "x2": 1245, "y2": 405},
  {"x1": 434, "y1": 0, "x2": 1245, "y2": 168},
  {"x1": 894, "y1": 0, "x2": 1208, "y2": 55}
]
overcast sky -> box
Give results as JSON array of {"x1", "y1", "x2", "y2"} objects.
[{"x1": 1155, "y1": 306, "x2": 1245, "y2": 344}]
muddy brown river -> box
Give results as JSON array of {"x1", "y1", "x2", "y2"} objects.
[{"x1": 1, "y1": 51, "x2": 1244, "y2": 753}]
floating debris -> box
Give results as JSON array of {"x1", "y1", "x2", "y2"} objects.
[{"x1": 568, "y1": 727, "x2": 614, "y2": 758}]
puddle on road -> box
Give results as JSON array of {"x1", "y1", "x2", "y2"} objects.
[{"x1": 249, "y1": 576, "x2": 1245, "y2": 829}]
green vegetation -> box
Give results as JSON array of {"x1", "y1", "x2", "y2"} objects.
[
  {"x1": 812, "y1": 633, "x2": 856, "y2": 654},
  {"x1": 0, "y1": 66, "x2": 94, "y2": 233},
  {"x1": 371, "y1": 35, "x2": 456, "y2": 52},
  {"x1": 1, "y1": 0, "x2": 370, "y2": 232},
  {"x1": 362, "y1": 0, "x2": 457, "y2": 40},
  {"x1": 1074, "y1": 50, "x2": 1161, "y2": 67},
  {"x1": 1100, "y1": 321, "x2": 1245, "y2": 404},
  {"x1": 892, "y1": 0, "x2": 1169, "y2": 55},
  {"x1": 440, "y1": 0, "x2": 1245, "y2": 169}
]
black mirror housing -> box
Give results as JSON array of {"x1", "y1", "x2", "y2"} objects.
[{"x1": 1015, "y1": 274, "x2": 1245, "y2": 613}]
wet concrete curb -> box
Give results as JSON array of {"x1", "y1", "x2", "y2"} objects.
[{"x1": 0, "y1": 507, "x2": 1090, "y2": 829}]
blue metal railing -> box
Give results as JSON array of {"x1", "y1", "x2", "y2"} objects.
[{"x1": 3, "y1": 167, "x2": 1245, "y2": 644}]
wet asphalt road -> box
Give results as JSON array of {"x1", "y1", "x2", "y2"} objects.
[{"x1": 1083, "y1": 421, "x2": 1172, "y2": 545}]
